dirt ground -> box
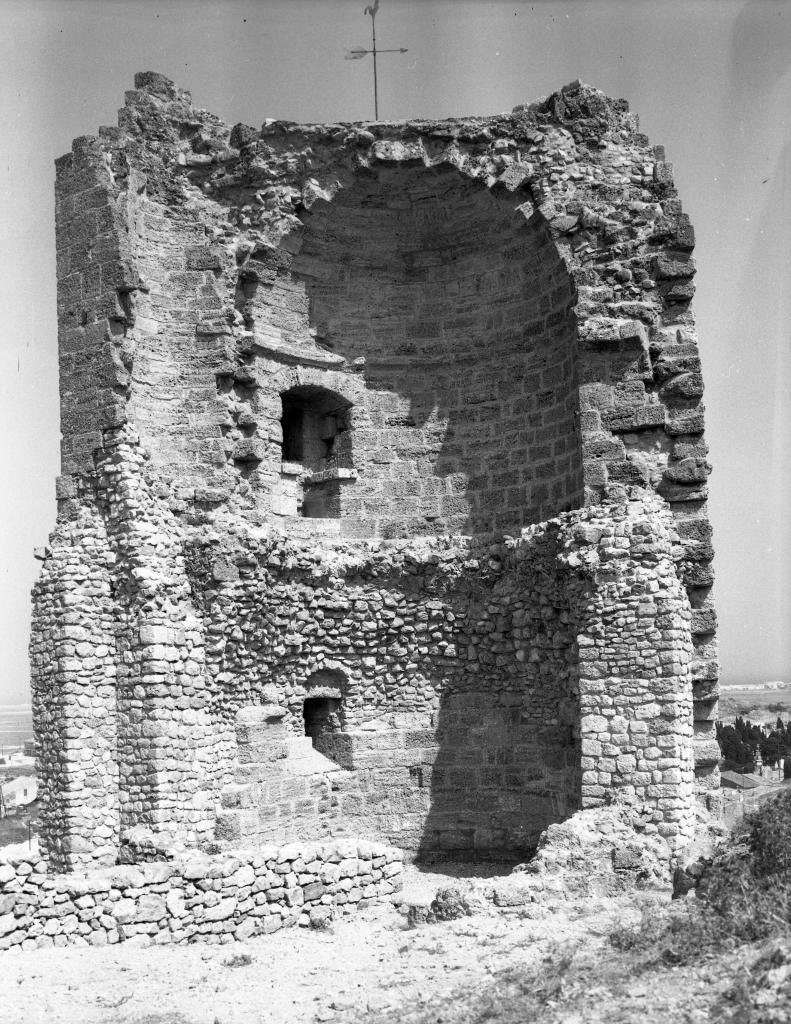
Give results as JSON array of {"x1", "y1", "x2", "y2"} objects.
[{"x1": 0, "y1": 862, "x2": 760, "y2": 1024}]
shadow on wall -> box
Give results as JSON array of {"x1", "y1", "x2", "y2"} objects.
[
  {"x1": 269, "y1": 561, "x2": 583, "y2": 860},
  {"x1": 288, "y1": 165, "x2": 585, "y2": 536},
  {"x1": 416, "y1": 687, "x2": 581, "y2": 862}
]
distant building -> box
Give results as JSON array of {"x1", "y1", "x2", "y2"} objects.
[
  {"x1": 720, "y1": 771, "x2": 765, "y2": 791},
  {"x1": 0, "y1": 761, "x2": 35, "y2": 783},
  {"x1": 0, "y1": 776, "x2": 38, "y2": 814}
]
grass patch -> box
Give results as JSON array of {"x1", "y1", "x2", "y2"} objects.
[{"x1": 222, "y1": 952, "x2": 254, "y2": 968}]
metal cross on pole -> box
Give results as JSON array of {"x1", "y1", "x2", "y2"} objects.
[{"x1": 345, "y1": 0, "x2": 408, "y2": 120}]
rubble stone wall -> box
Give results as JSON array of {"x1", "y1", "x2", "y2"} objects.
[
  {"x1": 197, "y1": 508, "x2": 583, "y2": 856},
  {"x1": 29, "y1": 508, "x2": 120, "y2": 866},
  {"x1": 202, "y1": 490, "x2": 694, "y2": 856},
  {"x1": 32, "y1": 428, "x2": 232, "y2": 872},
  {"x1": 33, "y1": 446, "x2": 696, "y2": 867},
  {"x1": 0, "y1": 839, "x2": 403, "y2": 952}
]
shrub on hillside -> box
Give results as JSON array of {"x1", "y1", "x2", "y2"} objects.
[
  {"x1": 698, "y1": 789, "x2": 791, "y2": 943},
  {"x1": 611, "y1": 790, "x2": 791, "y2": 963}
]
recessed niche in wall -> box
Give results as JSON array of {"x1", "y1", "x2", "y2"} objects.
[
  {"x1": 303, "y1": 697, "x2": 342, "y2": 743},
  {"x1": 278, "y1": 385, "x2": 356, "y2": 518}
]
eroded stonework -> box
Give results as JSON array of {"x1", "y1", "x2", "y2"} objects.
[{"x1": 31, "y1": 73, "x2": 717, "y2": 874}]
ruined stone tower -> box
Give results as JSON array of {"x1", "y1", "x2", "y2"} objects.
[{"x1": 31, "y1": 73, "x2": 717, "y2": 872}]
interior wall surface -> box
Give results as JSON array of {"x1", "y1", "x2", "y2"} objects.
[
  {"x1": 287, "y1": 168, "x2": 584, "y2": 536},
  {"x1": 104, "y1": 162, "x2": 586, "y2": 538},
  {"x1": 190, "y1": 490, "x2": 695, "y2": 857},
  {"x1": 190, "y1": 521, "x2": 582, "y2": 857}
]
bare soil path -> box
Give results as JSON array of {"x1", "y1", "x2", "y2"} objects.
[{"x1": 0, "y1": 865, "x2": 758, "y2": 1024}]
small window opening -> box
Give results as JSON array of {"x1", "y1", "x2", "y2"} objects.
[
  {"x1": 279, "y1": 386, "x2": 354, "y2": 519},
  {"x1": 279, "y1": 386, "x2": 352, "y2": 472},
  {"x1": 303, "y1": 697, "x2": 341, "y2": 744}
]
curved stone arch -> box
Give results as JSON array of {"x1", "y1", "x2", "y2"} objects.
[
  {"x1": 286, "y1": 110, "x2": 701, "y2": 500},
  {"x1": 303, "y1": 664, "x2": 349, "y2": 699},
  {"x1": 276, "y1": 159, "x2": 584, "y2": 538},
  {"x1": 267, "y1": 365, "x2": 366, "y2": 409},
  {"x1": 267, "y1": 368, "x2": 368, "y2": 464},
  {"x1": 265, "y1": 370, "x2": 365, "y2": 522}
]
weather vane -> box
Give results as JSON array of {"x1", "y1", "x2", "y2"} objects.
[{"x1": 345, "y1": 0, "x2": 407, "y2": 120}]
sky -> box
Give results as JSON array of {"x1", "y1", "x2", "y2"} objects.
[{"x1": 0, "y1": 0, "x2": 788, "y2": 702}]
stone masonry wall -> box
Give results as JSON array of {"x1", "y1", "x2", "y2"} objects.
[
  {"x1": 0, "y1": 839, "x2": 402, "y2": 952},
  {"x1": 33, "y1": 451, "x2": 696, "y2": 865},
  {"x1": 32, "y1": 72, "x2": 713, "y2": 878},
  {"x1": 30, "y1": 508, "x2": 120, "y2": 867},
  {"x1": 196, "y1": 489, "x2": 694, "y2": 857},
  {"x1": 33, "y1": 426, "x2": 231, "y2": 872},
  {"x1": 192, "y1": 509, "x2": 582, "y2": 857},
  {"x1": 54, "y1": 136, "x2": 135, "y2": 482},
  {"x1": 565, "y1": 498, "x2": 696, "y2": 836},
  {"x1": 287, "y1": 168, "x2": 584, "y2": 535},
  {"x1": 47, "y1": 73, "x2": 718, "y2": 781}
]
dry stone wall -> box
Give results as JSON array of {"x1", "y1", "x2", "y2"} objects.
[
  {"x1": 30, "y1": 72, "x2": 714, "y2": 882},
  {"x1": 0, "y1": 839, "x2": 403, "y2": 952}
]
